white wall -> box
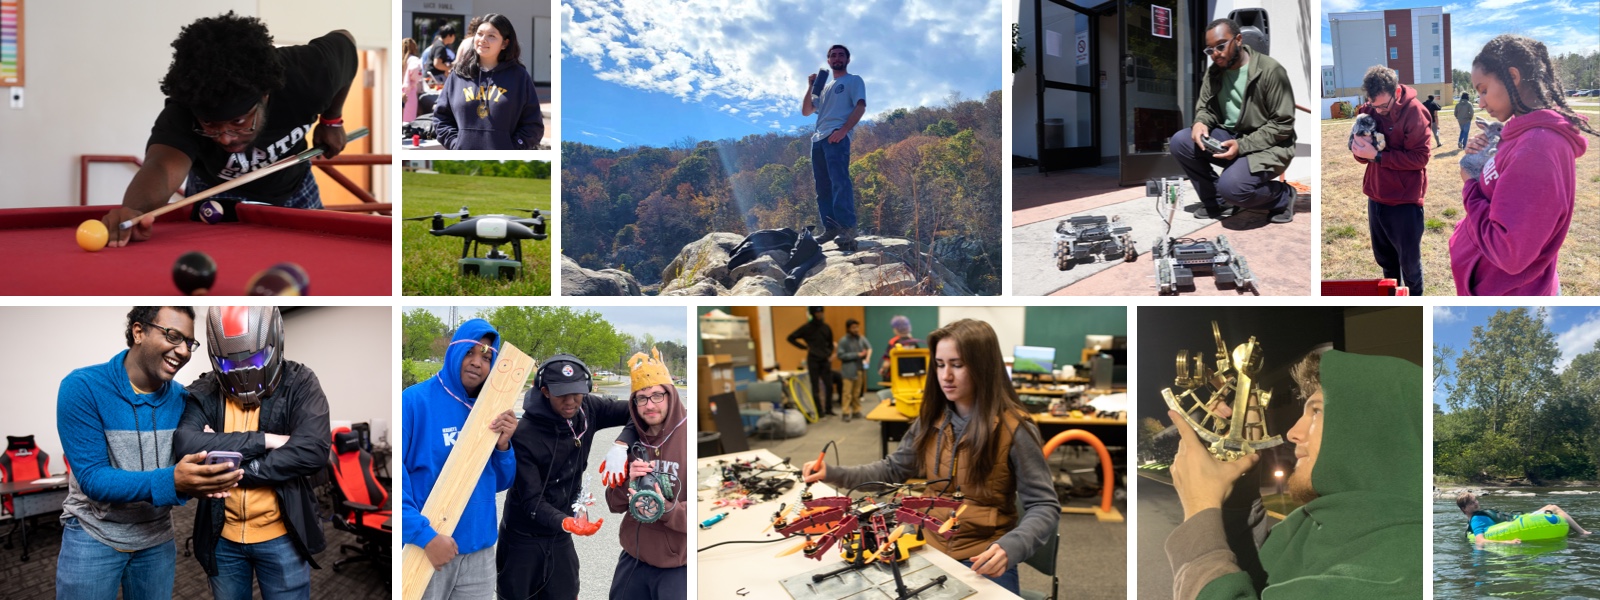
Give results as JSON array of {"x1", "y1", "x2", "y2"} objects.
[
  {"x1": 0, "y1": 306, "x2": 390, "y2": 470},
  {"x1": 937, "y1": 307, "x2": 1027, "y2": 353},
  {"x1": 0, "y1": 0, "x2": 391, "y2": 209},
  {"x1": 1331, "y1": 15, "x2": 1387, "y2": 91}
]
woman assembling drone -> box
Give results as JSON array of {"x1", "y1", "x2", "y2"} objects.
[{"x1": 802, "y1": 319, "x2": 1060, "y2": 595}]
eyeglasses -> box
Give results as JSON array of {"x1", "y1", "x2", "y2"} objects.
[
  {"x1": 1369, "y1": 96, "x2": 1394, "y2": 112},
  {"x1": 193, "y1": 102, "x2": 264, "y2": 139},
  {"x1": 142, "y1": 322, "x2": 201, "y2": 352},
  {"x1": 635, "y1": 390, "x2": 670, "y2": 406},
  {"x1": 1202, "y1": 39, "x2": 1232, "y2": 57}
]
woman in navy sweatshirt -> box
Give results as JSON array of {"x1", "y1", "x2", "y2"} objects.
[{"x1": 433, "y1": 13, "x2": 544, "y2": 150}]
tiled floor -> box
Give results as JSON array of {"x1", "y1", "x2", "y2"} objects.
[{"x1": 0, "y1": 502, "x2": 390, "y2": 600}]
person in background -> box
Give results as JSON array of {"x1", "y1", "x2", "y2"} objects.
[
  {"x1": 786, "y1": 307, "x2": 836, "y2": 418},
  {"x1": 1422, "y1": 94, "x2": 1443, "y2": 148},
  {"x1": 402, "y1": 38, "x2": 422, "y2": 123},
  {"x1": 836, "y1": 319, "x2": 871, "y2": 422},
  {"x1": 879, "y1": 315, "x2": 920, "y2": 380},
  {"x1": 1454, "y1": 92, "x2": 1475, "y2": 149},
  {"x1": 421, "y1": 22, "x2": 457, "y2": 87}
]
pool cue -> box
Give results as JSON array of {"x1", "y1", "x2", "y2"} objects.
[{"x1": 118, "y1": 126, "x2": 370, "y2": 231}]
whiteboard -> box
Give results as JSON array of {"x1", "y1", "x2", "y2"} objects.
[{"x1": 936, "y1": 307, "x2": 1027, "y2": 357}]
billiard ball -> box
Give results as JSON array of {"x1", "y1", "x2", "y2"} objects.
[
  {"x1": 76, "y1": 219, "x2": 109, "y2": 252},
  {"x1": 198, "y1": 200, "x2": 226, "y2": 224},
  {"x1": 270, "y1": 262, "x2": 311, "y2": 295},
  {"x1": 245, "y1": 266, "x2": 303, "y2": 296},
  {"x1": 172, "y1": 251, "x2": 217, "y2": 295}
]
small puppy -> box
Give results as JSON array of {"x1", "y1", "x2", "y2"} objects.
[
  {"x1": 1459, "y1": 118, "x2": 1505, "y2": 180},
  {"x1": 1348, "y1": 113, "x2": 1387, "y2": 152}
]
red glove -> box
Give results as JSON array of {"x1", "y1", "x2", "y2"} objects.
[{"x1": 562, "y1": 513, "x2": 603, "y2": 536}]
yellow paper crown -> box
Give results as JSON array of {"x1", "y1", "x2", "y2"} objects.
[{"x1": 629, "y1": 346, "x2": 673, "y2": 393}]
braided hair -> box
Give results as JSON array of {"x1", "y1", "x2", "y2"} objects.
[{"x1": 1472, "y1": 34, "x2": 1599, "y2": 136}]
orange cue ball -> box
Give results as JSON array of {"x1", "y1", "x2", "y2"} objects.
[{"x1": 76, "y1": 219, "x2": 109, "y2": 252}]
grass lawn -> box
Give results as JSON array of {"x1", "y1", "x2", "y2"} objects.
[
  {"x1": 1320, "y1": 104, "x2": 1600, "y2": 296},
  {"x1": 402, "y1": 172, "x2": 554, "y2": 296}
]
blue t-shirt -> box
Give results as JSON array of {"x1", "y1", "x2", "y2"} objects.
[
  {"x1": 1469, "y1": 514, "x2": 1497, "y2": 536},
  {"x1": 811, "y1": 73, "x2": 866, "y2": 143}
]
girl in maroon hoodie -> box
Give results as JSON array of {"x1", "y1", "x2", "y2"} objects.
[{"x1": 1450, "y1": 34, "x2": 1597, "y2": 295}]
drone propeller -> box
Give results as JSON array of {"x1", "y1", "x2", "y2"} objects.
[
  {"x1": 938, "y1": 504, "x2": 967, "y2": 534},
  {"x1": 403, "y1": 210, "x2": 470, "y2": 221},
  {"x1": 873, "y1": 524, "x2": 908, "y2": 561},
  {"x1": 776, "y1": 538, "x2": 810, "y2": 557},
  {"x1": 509, "y1": 208, "x2": 543, "y2": 216}
]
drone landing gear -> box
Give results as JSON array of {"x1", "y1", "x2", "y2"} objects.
[
  {"x1": 782, "y1": 553, "x2": 969, "y2": 600},
  {"x1": 459, "y1": 240, "x2": 526, "y2": 280}
]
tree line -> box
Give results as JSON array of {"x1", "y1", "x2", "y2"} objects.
[
  {"x1": 1435, "y1": 308, "x2": 1600, "y2": 483},
  {"x1": 561, "y1": 91, "x2": 1003, "y2": 290},
  {"x1": 401, "y1": 307, "x2": 686, "y2": 388},
  {"x1": 434, "y1": 160, "x2": 551, "y2": 179}
]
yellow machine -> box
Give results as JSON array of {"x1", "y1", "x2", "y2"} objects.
[{"x1": 889, "y1": 347, "x2": 930, "y2": 418}]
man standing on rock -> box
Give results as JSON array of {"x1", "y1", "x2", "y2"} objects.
[{"x1": 801, "y1": 44, "x2": 867, "y2": 252}]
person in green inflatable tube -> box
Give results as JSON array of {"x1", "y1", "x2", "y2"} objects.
[
  {"x1": 1165, "y1": 349, "x2": 1424, "y2": 600},
  {"x1": 1455, "y1": 492, "x2": 1590, "y2": 546}
]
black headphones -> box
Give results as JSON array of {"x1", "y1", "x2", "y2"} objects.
[{"x1": 534, "y1": 353, "x2": 592, "y2": 391}]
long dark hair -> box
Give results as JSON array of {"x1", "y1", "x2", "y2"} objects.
[
  {"x1": 453, "y1": 13, "x2": 522, "y2": 78},
  {"x1": 1473, "y1": 34, "x2": 1599, "y2": 136},
  {"x1": 913, "y1": 319, "x2": 1035, "y2": 491}
]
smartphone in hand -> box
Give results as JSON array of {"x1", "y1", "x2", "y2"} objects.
[{"x1": 204, "y1": 451, "x2": 243, "y2": 471}]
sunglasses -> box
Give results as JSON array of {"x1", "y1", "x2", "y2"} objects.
[{"x1": 1202, "y1": 38, "x2": 1232, "y2": 57}]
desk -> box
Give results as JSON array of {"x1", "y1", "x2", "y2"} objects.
[
  {"x1": 697, "y1": 449, "x2": 1016, "y2": 599},
  {"x1": 866, "y1": 404, "x2": 1128, "y2": 458},
  {"x1": 0, "y1": 478, "x2": 70, "y2": 561}
]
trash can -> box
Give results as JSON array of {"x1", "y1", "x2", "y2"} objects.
[{"x1": 1044, "y1": 118, "x2": 1065, "y2": 149}]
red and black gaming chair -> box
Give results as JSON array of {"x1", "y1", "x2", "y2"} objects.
[
  {"x1": 1, "y1": 435, "x2": 53, "y2": 548},
  {"x1": 328, "y1": 426, "x2": 391, "y2": 572}
]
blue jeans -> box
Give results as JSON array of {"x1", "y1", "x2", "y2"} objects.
[
  {"x1": 812, "y1": 136, "x2": 856, "y2": 228},
  {"x1": 1458, "y1": 125, "x2": 1470, "y2": 147},
  {"x1": 209, "y1": 535, "x2": 312, "y2": 600},
  {"x1": 56, "y1": 516, "x2": 176, "y2": 600},
  {"x1": 960, "y1": 558, "x2": 1021, "y2": 596}
]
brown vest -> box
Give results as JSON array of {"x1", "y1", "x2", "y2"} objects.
[{"x1": 917, "y1": 409, "x2": 1024, "y2": 560}]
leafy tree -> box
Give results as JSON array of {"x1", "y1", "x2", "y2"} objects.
[
  {"x1": 402, "y1": 308, "x2": 448, "y2": 361},
  {"x1": 475, "y1": 306, "x2": 630, "y2": 374}
]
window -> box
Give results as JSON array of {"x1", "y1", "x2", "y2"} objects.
[
  {"x1": 1433, "y1": 45, "x2": 1440, "y2": 57},
  {"x1": 1432, "y1": 22, "x2": 1439, "y2": 34},
  {"x1": 1390, "y1": 47, "x2": 1399, "y2": 60},
  {"x1": 1434, "y1": 68, "x2": 1441, "y2": 81},
  {"x1": 1389, "y1": 24, "x2": 1397, "y2": 36}
]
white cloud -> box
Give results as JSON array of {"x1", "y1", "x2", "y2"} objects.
[
  {"x1": 563, "y1": 0, "x2": 1001, "y2": 130},
  {"x1": 1554, "y1": 310, "x2": 1600, "y2": 370},
  {"x1": 1434, "y1": 306, "x2": 1465, "y2": 324}
]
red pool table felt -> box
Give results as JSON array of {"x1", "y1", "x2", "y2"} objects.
[{"x1": 2, "y1": 205, "x2": 391, "y2": 295}]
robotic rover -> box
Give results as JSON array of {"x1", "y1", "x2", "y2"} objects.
[
  {"x1": 1053, "y1": 215, "x2": 1136, "y2": 270},
  {"x1": 1152, "y1": 235, "x2": 1258, "y2": 295}
]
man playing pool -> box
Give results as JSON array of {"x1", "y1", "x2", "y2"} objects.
[{"x1": 101, "y1": 11, "x2": 358, "y2": 247}]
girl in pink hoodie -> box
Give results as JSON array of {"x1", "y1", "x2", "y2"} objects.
[{"x1": 1450, "y1": 35, "x2": 1597, "y2": 296}]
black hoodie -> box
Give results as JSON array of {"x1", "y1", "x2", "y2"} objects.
[
  {"x1": 501, "y1": 387, "x2": 631, "y2": 537},
  {"x1": 172, "y1": 360, "x2": 331, "y2": 576},
  {"x1": 433, "y1": 61, "x2": 544, "y2": 150}
]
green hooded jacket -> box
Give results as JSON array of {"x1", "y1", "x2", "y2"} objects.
[
  {"x1": 1193, "y1": 45, "x2": 1298, "y2": 176},
  {"x1": 1168, "y1": 350, "x2": 1423, "y2": 600}
]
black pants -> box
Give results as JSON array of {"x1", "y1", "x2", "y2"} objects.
[
  {"x1": 1169, "y1": 127, "x2": 1294, "y2": 212},
  {"x1": 1367, "y1": 198, "x2": 1424, "y2": 295},
  {"x1": 609, "y1": 550, "x2": 686, "y2": 600},
  {"x1": 807, "y1": 356, "x2": 834, "y2": 415},
  {"x1": 496, "y1": 530, "x2": 578, "y2": 600}
]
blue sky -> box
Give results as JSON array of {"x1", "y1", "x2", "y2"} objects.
[
  {"x1": 1432, "y1": 306, "x2": 1600, "y2": 409},
  {"x1": 1321, "y1": 0, "x2": 1600, "y2": 76},
  {"x1": 561, "y1": 0, "x2": 1003, "y2": 149},
  {"x1": 410, "y1": 306, "x2": 687, "y2": 343}
]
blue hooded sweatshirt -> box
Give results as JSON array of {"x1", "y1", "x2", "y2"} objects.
[
  {"x1": 401, "y1": 318, "x2": 517, "y2": 555},
  {"x1": 57, "y1": 350, "x2": 188, "y2": 551},
  {"x1": 432, "y1": 61, "x2": 544, "y2": 150}
]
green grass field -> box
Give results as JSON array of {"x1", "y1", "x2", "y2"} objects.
[{"x1": 402, "y1": 172, "x2": 554, "y2": 296}]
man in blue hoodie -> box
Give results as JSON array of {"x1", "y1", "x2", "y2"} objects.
[
  {"x1": 56, "y1": 306, "x2": 244, "y2": 600},
  {"x1": 402, "y1": 318, "x2": 520, "y2": 599}
]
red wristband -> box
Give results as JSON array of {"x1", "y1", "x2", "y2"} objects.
[{"x1": 319, "y1": 116, "x2": 344, "y2": 126}]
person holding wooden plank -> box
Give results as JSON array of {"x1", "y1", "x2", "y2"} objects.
[
  {"x1": 498, "y1": 355, "x2": 633, "y2": 599},
  {"x1": 402, "y1": 319, "x2": 520, "y2": 600},
  {"x1": 604, "y1": 348, "x2": 688, "y2": 600}
]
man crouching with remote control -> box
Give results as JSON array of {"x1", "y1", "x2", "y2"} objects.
[{"x1": 1169, "y1": 18, "x2": 1298, "y2": 224}]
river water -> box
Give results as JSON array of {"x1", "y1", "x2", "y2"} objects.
[{"x1": 1433, "y1": 487, "x2": 1600, "y2": 599}]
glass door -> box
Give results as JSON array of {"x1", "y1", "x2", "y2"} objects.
[
  {"x1": 1118, "y1": 0, "x2": 1186, "y2": 185},
  {"x1": 1036, "y1": 1, "x2": 1102, "y2": 172}
]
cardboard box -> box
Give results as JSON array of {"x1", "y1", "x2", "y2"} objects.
[
  {"x1": 697, "y1": 354, "x2": 735, "y2": 432},
  {"x1": 702, "y1": 337, "x2": 755, "y2": 366},
  {"x1": 700, "y1": 314, "x2": 751, "y2": 340}
]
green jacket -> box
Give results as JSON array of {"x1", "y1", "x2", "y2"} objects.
[
  {"x1": 1168, "y1": 350, "x2": 1424, "y2": 600},
  {"x1": 1193, "y1": 45, "x2": 1297, "y2": 176}
]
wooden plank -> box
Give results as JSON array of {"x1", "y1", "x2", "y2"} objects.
[{"x1": 401, "y1": 341, "x2": 534, "y2": 600}]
